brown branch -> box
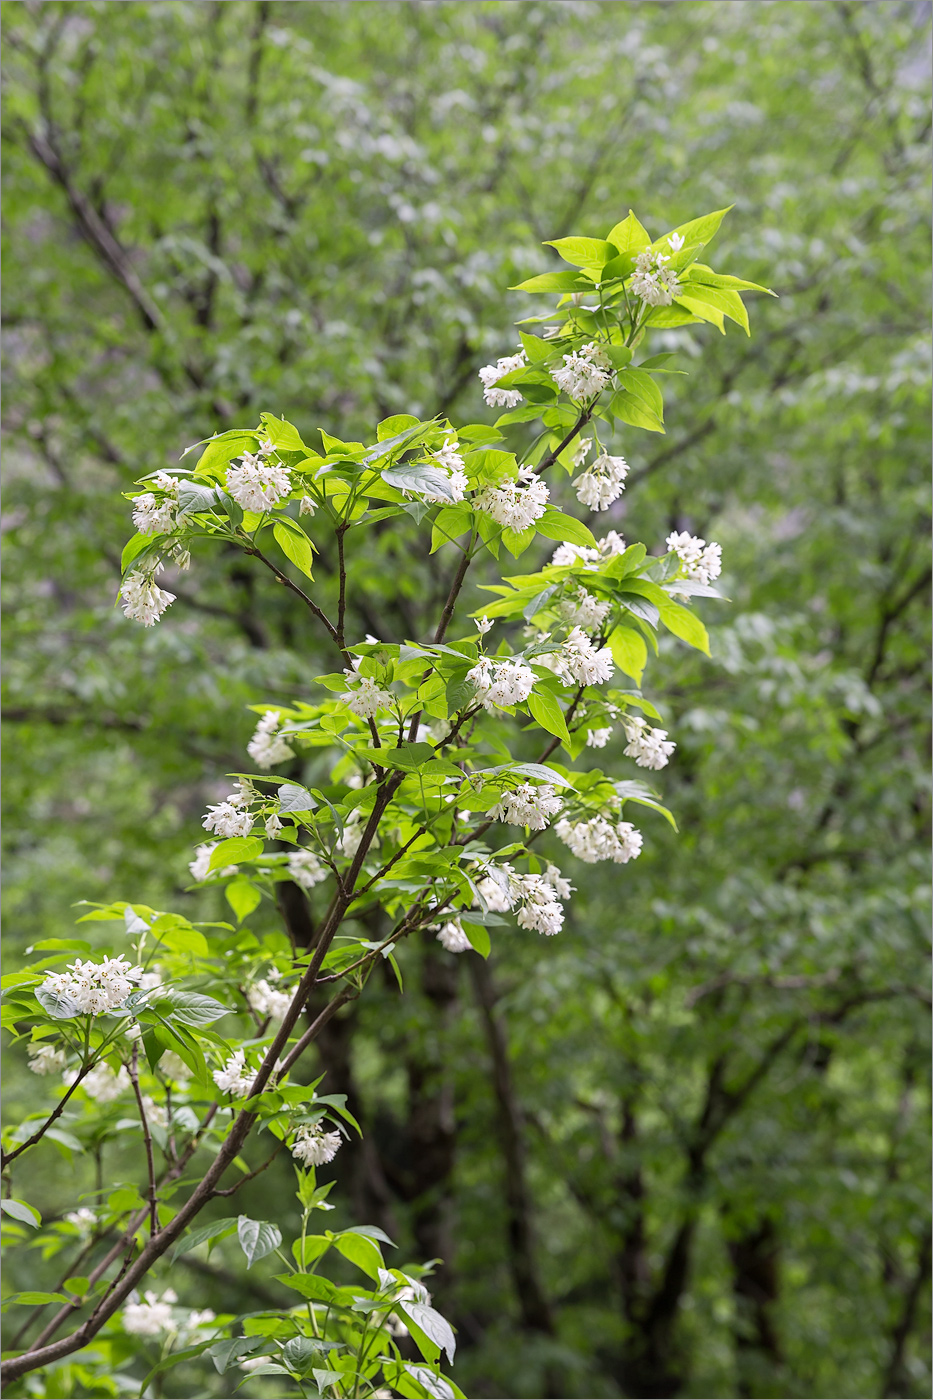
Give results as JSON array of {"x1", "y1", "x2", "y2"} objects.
[
  {"x1": 128, "y1": 1047, "x2": 159, "y2": 1235},
  {"x1": 212, "y1": 1141, "x2": 285, "y2": 1198},
  {"x1": 1, "y1": 1065, "x2": 91, "y2": 1169}
]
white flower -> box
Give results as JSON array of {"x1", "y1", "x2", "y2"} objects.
[
  {"x1": 225, "y1": 453, "x2": 291, "y2": 512},
  {"x1": 435, "y1": 919, "x2": 472, "y2": 953},
  {"x1": 478, "y1": 351, "x2": 526, "y2": 408},
  {"x1": 188, "y1": 842, "x2": 238, "y2": 881},
  {"x1": 552, "y1": 627, "x2": 614, "y2": 686},
  {"x1": 551, "y1": 343, "x2": 611, "y2": 400},
  {"x1": 542, "y1": 862, "x2": 573, "y2": 900},
  {"x1": 299, "y1": 496, "x2": 317, "y2": 516},
  {"x1": 466, "y1": 657, "x2": 536, "y2": 711},
  {"x1": 475, "y1": 867, "x2": 516, "y2": 912},
  {"x1": 475, "y1": 615, "x2": 494, "y2": 636},
  {"x1": 64, "y1": 1207, "x2": 97, "y2": 1232},
  {"x1": 491, "y1": 782, "x2": 562, "y2": 830},
  {"x1": 202, "y1": 802, "x2": 253, "y2": 839},
  {"x1": 123, "y1": 1290, "x2": 177, "y2": 1337},
  {"x1": 338, "y1": 811, "x2": 368, "y2": 858},
  {"x1": 668, "y1": 231, "x2": 686, "y2": 252},
  {"x1": 291, "y1": 1123, "x2": 342, "y2": 1166},
  {"x1": 64, "y1": 1062, "x2": 132, "y2": 1101},
  {"x1": 631, "y1": 248, "x2": 682, "y2": 306},
  {"x1": 666, "y1": 531, "x2": 723, "y2": 586},
  {"x1": 474, "y1": 864, "x2": 569, "y2": 936},
  {"x1": 555, "y1": 815, "x2": 643, "y2": 864},
  {"x1": 120, "y1": 568, "x2": 176, "y2": 626},
  {"x1": 141, "y1": 1095, "x2": 168, "y2": 1129},
  {"x1": 212, "y1": 1049, "x2": 255, "y2": 1098},
  {"x1": 623, "y1": 716, "x2": 676, "y2": 770},
  {"x1": 247, "y1": 979, "x2": 292, "y2": 1021},
  {"x1": 186, "y1": 1309, "x2": 217, "y2": 1330},
  {"x1": 474, "y1": 471, "x2": 549, "y2": 533},
  {"x1": 340, "y1": 674, "x2": 394, "y2": 718},
  {"x1": 586, "y1": 727, "x2": 613, "y2": 748},
  {"x1": 159, "y1": 1051, "x2": 190, "y2": 1083},
  {"x1": 131, "y1": 472, "x2": 179, "y2": 535},
  {"x1": 574, "y1": 452, "x2": 629, "y2": 511},
  {"x1": 560, "y1": 588, "x2": 611, "y2": 633},
  {"x1": 27, "y1": 1042, "x2": 67, "y2": 1075},
  {"x1": 287, "y1": 848, "x2": 328, "y2": 889},
  {"x1": 41, "y1": 956, "x2": 142, "y2": 1018},
  {"x1": 265, "y1": 812, "x2": 283, "y2": 838},
  {"x1": 247, "y1": 710, "x2": 294, "y2": 769},
  {"x1": 551, "y1": 541, "x2": 599, "y2": 568},
  {"x1": 570, "y1": 436, "x2": 592, "y2": 469},
  {"x1": 513, "y1": 873, "x2": 565, "y2": 936},
  {"x1": 421, "y1": 437, "x2": 470, "y2": 503}
]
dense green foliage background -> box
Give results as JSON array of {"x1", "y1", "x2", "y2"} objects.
[{"x1": 2, "y1": 2, "x2": 930, "y2": 1397}]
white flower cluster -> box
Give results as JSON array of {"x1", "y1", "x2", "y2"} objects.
[
  {"x1": 491, "y1": 782, "x2": 562, "y2": 831},
  {"x1": 41, "y1": 956, "x2": 141, "y2": 1018},
  {"x1": 475, "y1": 862, "x2": 571, "y2": 936},
  {"x1": 550, "y1": 530, "x2": 626, "y2": 569},
  {"x1": 556, "y1": 815, "x2": 643, "y2": 864},
  {"x1": 424, "y1": 437, "x2": 469, "y2": 502},
  {"x1": 247, "y1": 710, "x2": 294, "y2": 769},
  {"x1": 466, "y1": 656, "x2": 536, "y2": 711},
  {"x1": 212, "y1": 1049, "x2": 255, "y2": 1097},
  {"x1": 340, "y1": 670, "x2": 395, "y2": 718},
  {"x1": 435, "y1": 918, "x2": 473, "y2": 953},
  {"x1": 623, "y1": 716, "x2": 676, "y2": 770},
  {"x1": 225, "y1": 441, "x2": 292, "y2": 513},
  {"x1": 339, "y1": 810, "x2": 368, "y2": 858},
  {"x1": 27, "y1": 1042, "x2": 67, "y2": 1075},
  {"x1": 551, "y1": 342, "x2": 611, "y2": 401},
  {"x1": 478, "y1": 350, "x2": 526, "y2": 408},
  {"x1": 631, "y1": 247, "x2": 683, "y2": 306},
  {"x1": 65, "y1": 1062, "x2": 132, "y2": 1101},
  {"x1": 291, "y1": 1123, "x2": 342, "y2": 1167},
  {"x1": 247, "y1": 978, "x2": 292, "y2": 1022},
  {"x1": 131, "y1": 472, "x2": 180, "y2": 536},
  {"x1": 120, "y1": 566, "x2": 176, "y2": 626},
  {"x1": 64, "y1": 1207, "x2": 98, "y2": 1232},
  {"x1": 287, "y1": 848, "x2": 328, "y2": 889},
  {"x1": 473, "y1": 467, "x2": 549, "y2": 533},
  {"x1": 202, "y1": 781, "x2": 254, "y2": 840},
  {"x1": 586, "y1": 727, "x2": 614, "y2": 748},
  {"x1": 123, "y1": 1289, "x2": 178, "y2": 1338},
  {"x1": 560, "y1": 587, "x2": 611, "y2": 634},
  {"x1": 575, "y1": 452, "x2": 629, "y2": 511},
  {"x1": 666, "y1": 531, "x2": 723, "y2": 586},
  {"x1": 141, "y1": 1095, "x2": 168, "y2": 1129},
  {"x1": 543, "y1": 627, "x2": 614, "y2": 687}
]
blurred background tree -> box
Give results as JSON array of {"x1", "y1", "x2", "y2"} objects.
[{"x1": 2, "y1": 2, "x2": 929, "y2": 1397}]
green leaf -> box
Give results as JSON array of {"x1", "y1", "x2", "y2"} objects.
[
  {"x1": 544, "y1": 236, "x2": 618, "y2": 269},
  {"x1": 225, "y1": 878, "x2": 261, "y2": 922},
  {"x1": 237, "y1": 1215, "x2": 282, "y2": 1267},
  {"x1": 675, "y1": 283, "x2": 749, "y2": 334},
  {"x1": 275, "y1": 1271, "x2": 338, "y2": 1303},
  {"x1": 686, "y1": 262, "x2": 776, "y2": 295},
  {"x1": 207, "y1": 837, "x2": 263, "y2": 871},
  {"x1": 334, "y1": 1229, "x2": 385, "y2": 1279},
  {"x1": 1, "y1": 1292, "x2": 68, "y2": 1309},
  {"x1": 606, "y1": 210, "x2": 652, "y2": 256},
  {"x1": 121, "y1": 532, "x2": 152, "y2": 572},
  {"x1": 377, "y1": 414, "x2": 420, "y2": 441},
  {"x1": 526, "y1": 691, "x2": 571, "y2": 746},
  {"x1": 431, "y1": 503, "x2": 472, "y2": 554},
  {"x1": 608, "y1": 627, "x2": 648, "y2": 685},
  {"x1": 614, "y1": 779, "x2": 678, "y2": 830},
  {"x1": 608, "y1": 390, "x2": 664, "y2": 434},
  {"x1": 518, "y1": 331, "x2": 555, "y2": 364},
  {"x1": 158, "y1": 989, "x2": 230, "y2": 1027},
  {"x1": 657, "y1": 599, "x2": 711, "y2": 654},
  {"x1": 0, "y1": 1198, "x2": 40, "y2": 1227},
  {"x1": 619, "y1": 368, "x2": 664, "y2": 421},
  {"x1": 510, "y1": 271, "x2": 589, "y2": 293},
  {"x1": 171, "y1": 1216, "x2": 238, "y2": 1262},
  {"x1": 277, "y1": 783, "x2": 317, "y2": 814},
  {"x1": 535, "y1": 507, "x2": 597, "y2": 548},
  {"x1": 652, "y1": 207, "x2": 733, "y2": 260},
  {"x1": 177, "y1": 480, "x2": 219, "y2": 515},
  {"x1": 460, "y1": 921, "x2": 491, "y2": 959},
  {"x1": 396, "y1": 1302, "x2": 457, "y2": 1364},
  {"x1": 273, "y1": 520, "x2": 315, "y2": 579},
  {"x1": 207, "y1": 1337, "x2": 262, "y2": 1375},
  {"x1": 191, "y1": 431, "x2": 258, "y2": 480},
  {"x1": 382, "y1": 462, "x2": 458, "y2": 500},
  {"x1": 501, "y1": 525, "x2": 536, "y2": 557},
  {"x1": 260, "y1": 413, "x2": 310, "y2": 452}
]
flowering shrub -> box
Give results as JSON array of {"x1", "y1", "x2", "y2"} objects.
[{"x1": 1, "y1": 208, "x2": 770, "y2": 1396}]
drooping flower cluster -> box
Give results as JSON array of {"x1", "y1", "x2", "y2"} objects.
[
  {"x1": 477, "y1": 350, "x2": 526, "y2": 408},
  {"x1": 586, "y1": 726, "x2": 614, "y2": 748},
  {"x1": 666, "y1": 531, "x2": 723, "y2": 586},
  {"x1": 291, "y1": 1123, "x2": 343, "y2": 1167},
  {"x1": 551, "y1": 342, "x2": 611, "y2": 401},
  {"x1": 475, "y1": 862, "x2": 571, "y2": 936},
  {"x1": 340, "y1": 668, "x2": 395, "y2": 718},
  {"x1": 27, "y1": 1042, "x2": 68, "y2": 1075},
  {"x1": 560, "y1": 587, "x2": 611, "y2": 633},
  {"x1": 574, "y1": 452, "x2": 629, "y2": 511},
  {"x1": 64, "y1": 1062, "x2": 132, "y2": 1101},
  {"x1": 623, "y1": 716, "x2": 676, "y2": 770},
  {"x1": 41, "y1": 956, "x2": 142, "y2": 1017},
  {"x1": 247, "y1": 710, "x2": 294, "y2": 769},
  {"x1": 555, "y1": 815, "x2": 643, "y2": 864},
  {"x1": 287, "y1": 849, "x2": 328, "y2": 889},
  {"x1": 435, "y1": 918, "x2": 473, "y2": 953},
  {"x1": 247, "y1": 978, "x2": 293, "y2": 1022},
  {"x1": 491, "y1": 782, "x2": 563, "y2": 831},
  {"x1": 212, "y1": 1049, "x2": 255, "y2": 1098},
  {"x1": 131, "y1": 472, "x2": 180, "y2": 536},
  {"x1": 550, "y1": 529, "x2": 626, "y2": 569},
  {"x1": 630, "y1": 247, "x2": 683, "y2": 307},
  {"x1": 123, "y1": 1289, "x2": 178, "y2": 1337},
  {"x1": 466, "y1": 656, "x2": 536, "y2": 711},
  {"x1": 120, "y1": 567, "x2": 176, "y2": 626},
  {"x1": 473, "y1": 467, "x2": 549, "y2": 533},
  {"x1": 424, "y1": 437, "x2": 469, "y2": 502},
  {"x1": 202, "y1": 795, "x2": 254, "y2": 840},
  {"x1": 225, "y1": 442, "x2": 292, "y2": 512},
  {"x1": 543, "y1": 627, "x2": 614, "y2": 687}
]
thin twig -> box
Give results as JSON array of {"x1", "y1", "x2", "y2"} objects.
[{"x1": 128, "y1": 1046, "x2": 159, "y2": 1236}]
